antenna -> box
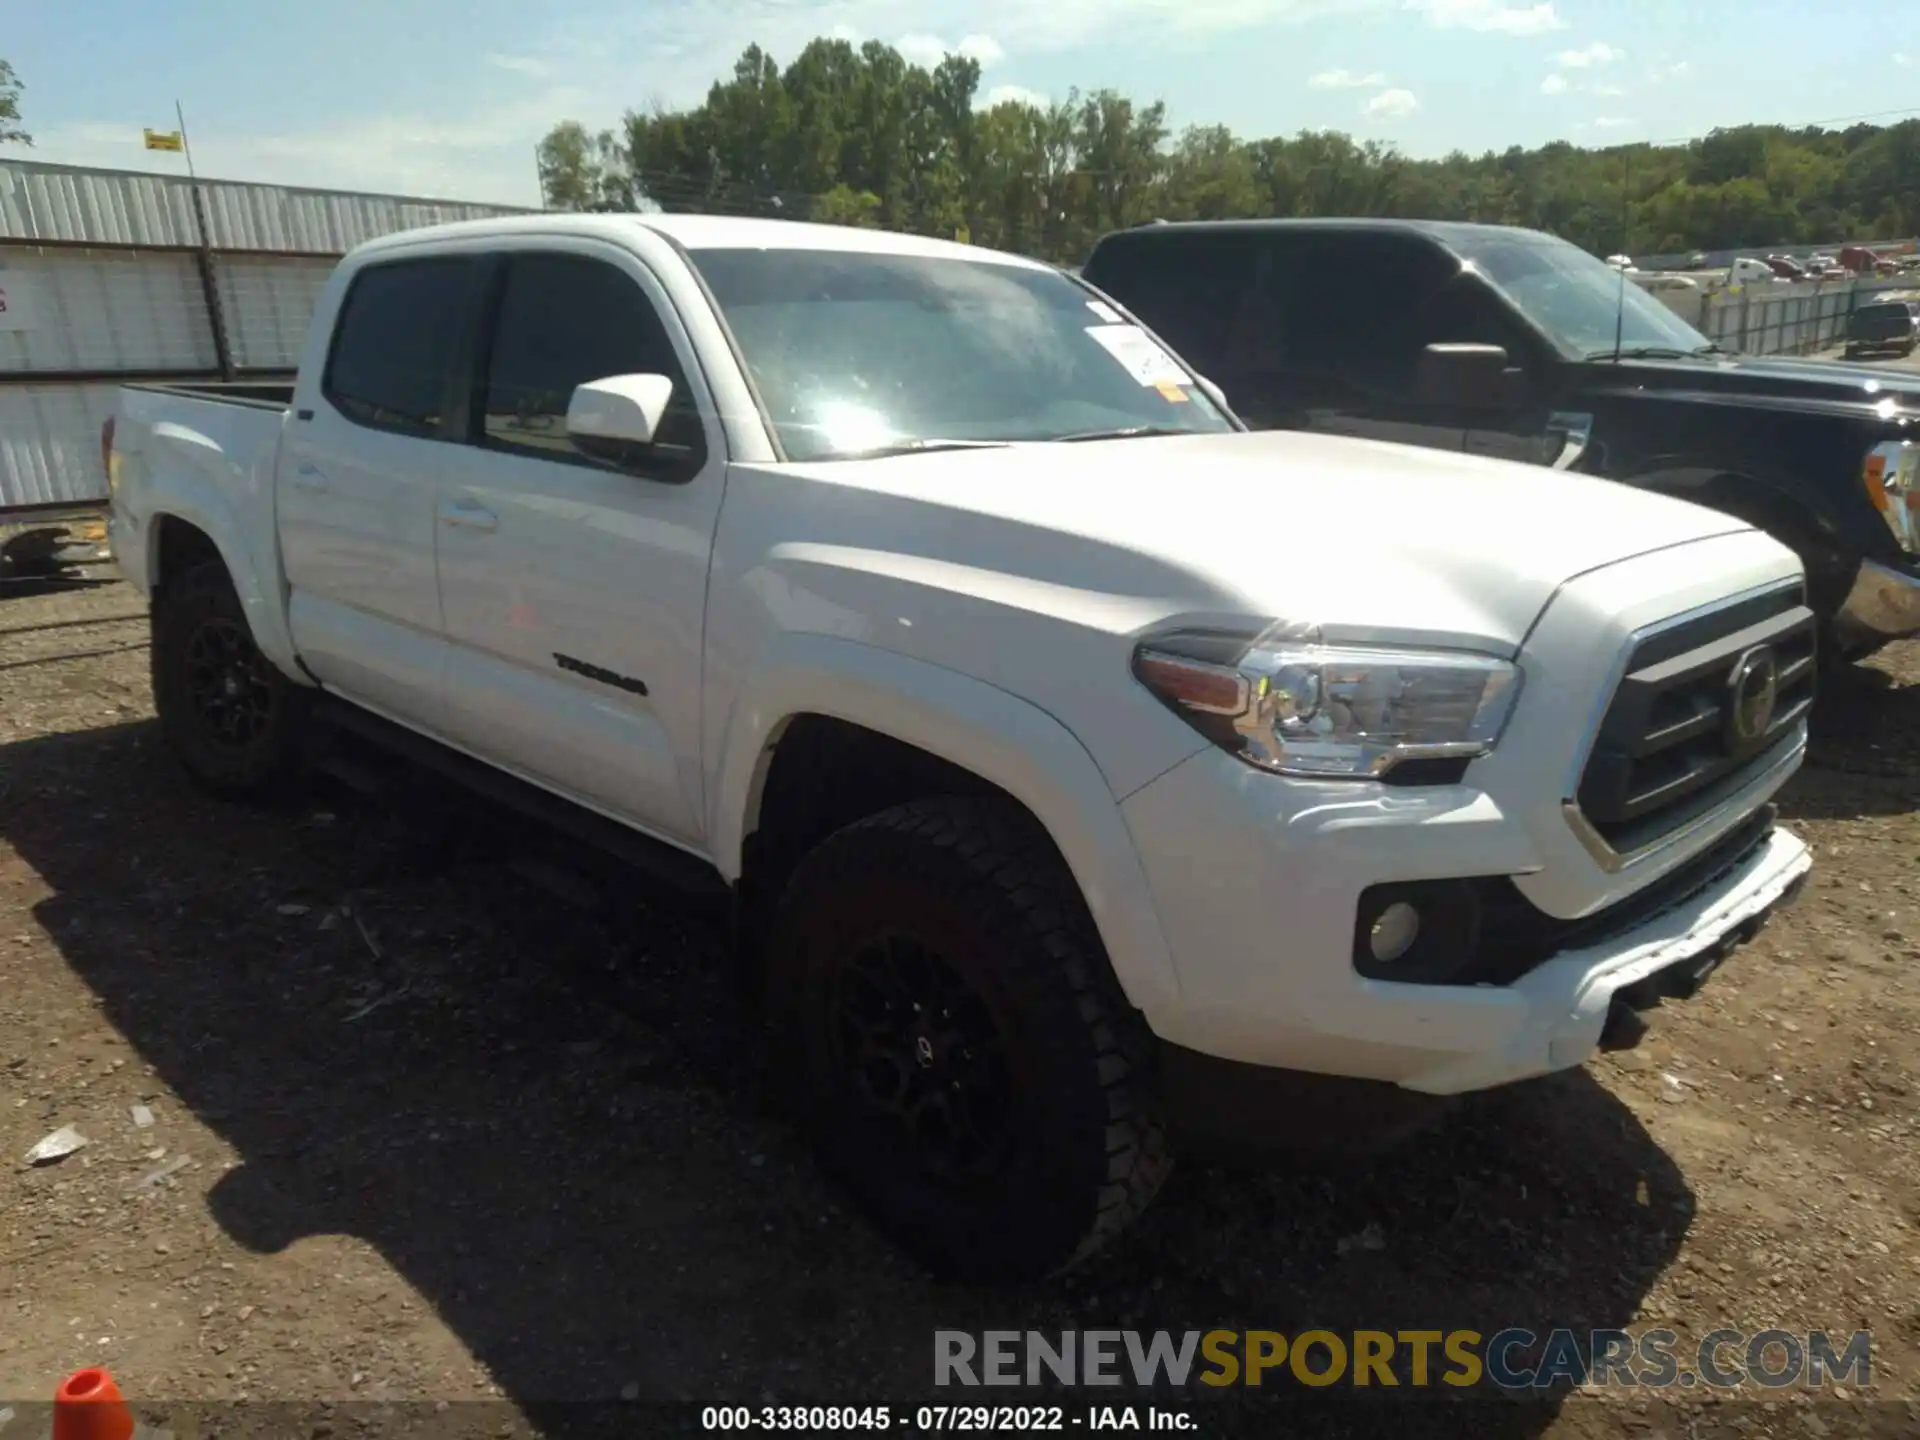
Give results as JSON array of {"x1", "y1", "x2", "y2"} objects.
[{"x1": 1612, "y1": 144, "x2": 1631, "y2": 364}]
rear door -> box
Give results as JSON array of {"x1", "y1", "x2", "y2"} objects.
[
  {"x1": 278, "y1": 254, "x2": 481, "y2": 731},
  {"x1": 432, "y1": 242, "x2": 724, "y2": 851}
]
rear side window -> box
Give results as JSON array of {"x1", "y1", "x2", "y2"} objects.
[
  {"x1": 480, "y1": 252, "x2": 706, "y2": 481},
  {"x1": 323, "y1": 257, "x2": 474, "y2": 436}
]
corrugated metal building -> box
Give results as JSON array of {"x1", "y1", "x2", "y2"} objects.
[{"x1": 1, "y1": 158, "x2": 531, "y2": 517}]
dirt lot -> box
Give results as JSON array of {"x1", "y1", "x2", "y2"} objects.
[{"x1": 3, "y1": 570, "x2": 1920, "y2": 1440}]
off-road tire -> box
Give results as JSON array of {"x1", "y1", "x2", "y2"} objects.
[
  {"x1": 765, "y1": 796, "x2": 1171, "y2": 1281},
  {"x1": 151, "y1": 560, "x2": 307, "y2": 799}
]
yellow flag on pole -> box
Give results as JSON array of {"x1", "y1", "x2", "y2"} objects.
[{"x1": 143, "y1": 128, "x2": 185, "y2": 152}]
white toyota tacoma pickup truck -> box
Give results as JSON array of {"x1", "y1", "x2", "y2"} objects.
[{"x1": 105, "y1": 214, "x2": 1814, "y2": 1280}]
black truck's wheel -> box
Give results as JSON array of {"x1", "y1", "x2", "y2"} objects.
[
  {"x1": 151, "y1": 560, "x2": 306, "y2": 798},
  {"x1": 765, "y1": 797, "x2": 1170, "y2": 1281}
]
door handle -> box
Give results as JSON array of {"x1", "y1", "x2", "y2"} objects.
[
  {"x1": 438, "y1": 497, "x2": 498, "y2": 533},
  {"x1": 291, "y1": 463, "x2": 328, "y2": 492}
]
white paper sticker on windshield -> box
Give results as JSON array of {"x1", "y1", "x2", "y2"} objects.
[
  {"x1": 1085, "y1": 299, "x2": 1123, "y2": 323},
  {"x1": 1085, "y1": 324, "x2": 1190, "y2": 388}
]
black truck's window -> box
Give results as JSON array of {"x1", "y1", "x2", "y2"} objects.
[
  {"x1": 481, "y1": 253, "x2": 706, "y2": 480},
  {"x1": 1085, "y1": 236, "x2": 1259, "y2": 371},
  {"x1": 323, "y1": 258, "x2": 474, "y2": 436},
  {"x1": 1281, "y1": 234, "x2": 1458, "y2": 395}
]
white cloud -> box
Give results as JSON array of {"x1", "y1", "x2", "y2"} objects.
[
  {"x1": 983, "y1": 83, "x2": 1049, "y2": 109},
  {"x1": 1364, "y1": 88, "x2": 1421, "y2": 118},
  {"x1": 33, "y1": 84, "x2": 590, "y2": 207},
  {"x1": 1896, "y1": 52, "x2": 1912, "y2": 68},
  {"x1": 896, "y1": 33, "x2": 1009, "y2": 67},
  {"x1": 1310, "y1": 68, "x2": 1388, "y2": 88},
  {"x1": 1590, "y1": 82, "x2": 1626, "y2": 97},
  {"x1": 485, "y1": 53, "x2": 553, "y2": 79},
  {"x1": 1556, "y1": 41, "x2": 1623, "y2": 68},
  {"x1": 1406, "y1": 0, "x2": 1565, "y2": 34},
  {"x1": 1540, "y1": 73, "x2": 1568, "y2": 95},
  {"x1": 1589, "y1": 115, "x2": 1633, "y2": 129}
]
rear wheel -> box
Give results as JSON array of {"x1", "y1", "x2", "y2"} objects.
[
  {"x1": 765, "y1": 796, "x2": 1169, "y2": 1281},
  {"x1": 151, "y1": 560, "x2": 307, "y2": 798}
]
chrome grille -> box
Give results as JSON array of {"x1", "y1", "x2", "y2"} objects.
[{"x1": 1574, "y1": 582, "x2": 1814, "y2": 857}]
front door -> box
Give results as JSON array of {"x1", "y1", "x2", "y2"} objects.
[
  {"x1": 432, "y1": 245, "x2": 724, "y2": 852},
  {"x1": 1249, "y1": 232, "x2": 1482, "y2": 451}
]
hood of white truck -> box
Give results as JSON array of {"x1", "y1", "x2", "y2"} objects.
[{"x1": 775, "y1": 429, "x2": 1756, "y2": 654}]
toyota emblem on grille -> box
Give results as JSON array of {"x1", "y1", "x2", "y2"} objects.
[{"x1": 1726, "y1": 645, "x2": 1780, "y2": 748}]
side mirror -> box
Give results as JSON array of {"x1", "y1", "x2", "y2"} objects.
[
  {"x1": 1192, "y1": 374, "x2": 1230, "y2": 411},
  {"x1": 567, "y1": 373, "x2": 674, "y2": 455},
  {"x1": 1415, "y1": 343, "x2": 1525, "y2": 410}
]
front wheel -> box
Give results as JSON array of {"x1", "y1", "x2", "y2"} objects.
[
  {"x1": 765, "y1": 797, "x2": 1170, "y2": 1281},
  {"x1": 150, "y1": 560, "x2": 307, "y2": 798}
]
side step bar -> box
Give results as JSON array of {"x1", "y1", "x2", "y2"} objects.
[{"x1": 307, "y1": 695, "x2": 730, "y2": 900}]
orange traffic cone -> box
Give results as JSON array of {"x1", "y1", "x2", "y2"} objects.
[{"x1": 53, "y1": 1367, "x2": 134, "y2": 1440}]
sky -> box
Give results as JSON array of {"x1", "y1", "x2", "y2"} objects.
[{"x1": 2, "y1": 0, "x2": 1911, "y2": 208}]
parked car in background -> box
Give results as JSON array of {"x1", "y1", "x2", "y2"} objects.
[
  {"x1": 1081, "y1": 217, "x2": 1920, "y2": 668},
  {"x1": 1840, "y1": 245, "x2": 1898, "y2": 277},
  {"x1": 1844, "y1": 299, "x2": 1920, "y2": 359},
  {"x1": 1728, "y1": 257, "x2": 1785, "y2": 286},
  {"x1": 1765, "y1": 255, "x2": 1807, "y2": 281},
  {"x1": 108, "y1": 213, "x2": 1817, "y2": 1281}
]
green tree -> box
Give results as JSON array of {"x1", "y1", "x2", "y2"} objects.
[
  {"x1": 539, "y1": 36, "x2": 1920, "y2": 265},
  {"x1": 537, "y1": 120, "x2": 634, "y2": 211},
  {"x1": 1, "y1": 59, "x2": 30, "y2": 147}
]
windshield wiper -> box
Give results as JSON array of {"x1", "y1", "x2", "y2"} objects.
[
  {"x1": 1056, "y1": 425, "x2": 1195, "y2": 443},
  {"x1": 1586, "y1": 345, "x2": 1694, "y2": 361},
  {"x1": 837, "y1": 438, "x2": 1012, "y2": 459}
]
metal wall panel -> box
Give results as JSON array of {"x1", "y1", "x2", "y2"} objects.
[
  {"x1": 0, "y1": 247, "x2": 215, "y2": 374},
  {"x1": 1, "y1": 158, "x2": 529, "y2": 253},
  {"x1": 0, "y1": 382, "x2": 119, "y2": 510},
  {"x1": 214, "y1": 254, "x2": 334, "y2": 369}
]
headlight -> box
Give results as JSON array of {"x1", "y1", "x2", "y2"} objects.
[
  {"x1": 1864, "y1": 439, "x2": 1919, "y2": 552},
  {"x1": 1134, "y1": 621, "x2": 1521, "y2": 780}
]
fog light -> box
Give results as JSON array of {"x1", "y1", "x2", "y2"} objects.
[
  {"x1": 1351, "y1": 879, "x2": 1486, "y2": 984},
  {"x1": 1369, "y1": 902, "x2": 1421, "y2": 964}
]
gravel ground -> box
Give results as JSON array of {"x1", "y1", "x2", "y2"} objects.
[{"x1": 2, "y1": 570, "x2": 1919, "y2": 1440}]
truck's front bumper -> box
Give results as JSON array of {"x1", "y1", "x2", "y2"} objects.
[
  {"x1": 1119, "y1": 744, "x2": 1810, "y2": 1104},
  {"x1": 1837, "y1": 557, "x2": 1920, "y2": 645}
]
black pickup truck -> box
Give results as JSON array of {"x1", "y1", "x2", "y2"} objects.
[{"x1": 1081, "y1": 218, "x2": 1920, "y2": 667}]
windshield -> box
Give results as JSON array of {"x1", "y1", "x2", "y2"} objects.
[
  {"x1": 1447, "y1": 229, "x2": 1718, "y2": 360},
  {"x1": 688, "y1": 247, "x2": 1235, "y2": 461},
  {"x1": 1852, "y1": 304, "x2": 1913, "y2": 335}
]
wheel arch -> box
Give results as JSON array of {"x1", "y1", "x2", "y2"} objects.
[
  {"x1": 710, "y1": 634, "x2": 1186, "y2": 1019},
  {"x1": 145, "y1": 509, "x2": 308, "y2": 684}
]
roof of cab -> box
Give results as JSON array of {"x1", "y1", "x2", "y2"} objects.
[
  {"x1": 1089, "y1": 216, "x2": 1565, "y2": 252},
  {"x1": 349, "y1": 212, "x2": 1051, "y2": 269}
]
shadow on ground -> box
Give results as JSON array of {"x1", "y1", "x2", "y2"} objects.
[
  {"x1": 1, "y1": 719, "x2": 1696, "y2": 1438},
  {"x1": 1785, "y1": 663, "x2": 1920, "y2": 821}
]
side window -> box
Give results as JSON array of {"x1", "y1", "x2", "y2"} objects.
[
  {"x1": 322, "y1": 257, "x2": 475, "y2": 436},
  {"x1": 481, "y1": 253, "x2": 707, "y2": 481},
  {"x1": 1280, "y1": 235, "x2": 1458, "y2": 396},
  {"x1": 1410, "y1": 276, "x2": 1541, "y2": 368},
  {"x1": 1087, "y1": 237, "x2": 1258, "y2": 373}
]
